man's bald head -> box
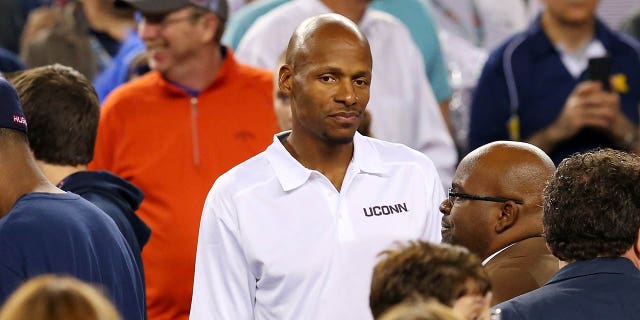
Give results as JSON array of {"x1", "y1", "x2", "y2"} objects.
[
  {"x1": 459, "y1": 141, "x2": 555, "y2": 206},
  {"x1": 285, "y1": 13, "x2": 370, "y2": 69},
  {"x1": 441, "y1": 141, "x2": 555, "y2": 259}
]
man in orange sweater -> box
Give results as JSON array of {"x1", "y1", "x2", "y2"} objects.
[{"x1": 90, "y1": 1, "x2": 277, "y2": 319}]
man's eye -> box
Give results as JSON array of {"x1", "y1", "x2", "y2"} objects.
[
  {"x1": 320, "y1": 76, "x2": 335, "y2": 83},
  {"x1": 354, "y1": 79, "x2": 369, "y2": 86}
]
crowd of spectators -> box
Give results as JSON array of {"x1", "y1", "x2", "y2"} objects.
[{"x1": 1, "y1": 0, "x2": 640, "y2": 319}]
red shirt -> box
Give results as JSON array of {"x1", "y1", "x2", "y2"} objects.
[{"x1": 90, "y1": 49, "x2": 277, "y2": 320}]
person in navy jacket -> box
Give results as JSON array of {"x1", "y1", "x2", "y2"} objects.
[{"x1": 495, "y1": 148, "x2": 640, "y2": 319}]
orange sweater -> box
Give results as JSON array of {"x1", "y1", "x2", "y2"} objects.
[{"x1": 90, "y1": 50, "x2": 277, "y2": 320}]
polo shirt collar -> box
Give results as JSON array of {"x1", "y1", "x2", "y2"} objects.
[
  {"x1": 528, "y1": 15, "x2": 617, "y2": 57},
  {"x1": 265, "y1": 131, "x2": 387, "y2": 192}
]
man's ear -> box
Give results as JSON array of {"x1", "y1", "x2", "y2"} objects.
[
  {"x1": 199, "y1": 13, "x2": 219, "y2": 43},
  {"x1": 494, "y1": 201, "x2": 519, "y2": 233},
  {"x1": 279, "y1": 65, "x2": 293, "y2": 95}
]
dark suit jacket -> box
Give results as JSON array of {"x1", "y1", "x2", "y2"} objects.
[
  {"x1": 484, "y1": 237, "x2": 558, "y2": 305},
  {"x1": 495, "y1": 257, "x2": 640, "y2": 320}
]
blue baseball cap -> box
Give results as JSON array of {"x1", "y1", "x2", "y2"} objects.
[{"x1": 0, "y1": 77, "x2": 27, "y2": 134}]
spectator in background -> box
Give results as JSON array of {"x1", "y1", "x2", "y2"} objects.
[
  {"x1": 0, "y1": 275, "x2": 122, "y2": 320},
  {"x1": 90, "y1": 0, "x2": 278, "y2": 319},
  {"x1": 468, "y1": 0, "x2": 640, "y2": 164},
  {"x1": 440, "y1": 141, "x2": 558, "y2": 305},
  {"x1": 427, "y1": 0, "x2": 540, "y2": 151},
  {"x1": 429, "y1": 0, "x2": 539, "y2": 52},
  {"x1": 370, "y1": 241, "x2": 491, "y2": 320},
  {"x1": 495, "y1": 149, "x2": 640, "y2": 319},
  {"x1": 83, "y1": 0, "x2": 145, "y2": 102},
  {"x1": 20, "y1": 3, "x2": 98, "y2": 80},
  {"x1": 20, "y1": 0, "x2": 145, "y2": 99},
  {"x1": 0, "y1": 78, "x2": 145, "y2": 320},
  {"x1": 234, "y1": 0, "x2": 457, "y2": 188},
  {"x1": 190, "y1": 14, "x2": 444, "y2": 319},
  {"x1": 9, "y1": 64, "x2": 150, "y2": 288}
]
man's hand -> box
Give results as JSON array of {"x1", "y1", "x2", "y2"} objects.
[
  {"x1": 527, "y1": 79, "x2": 637, "y2": 153},
  {"x1": 553, "y1": 81, "x2": 620, "y2": 139},
  {"x1": 451, "y1": 292, "x2": 492, "y2": 320}
]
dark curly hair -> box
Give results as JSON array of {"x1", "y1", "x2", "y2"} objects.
[
  {"x1": 544, "y1": 148, "x2": 640, "y2": 261},
  {"x1": 369, "y1": 241, "x2": 490, "y2": 319}
]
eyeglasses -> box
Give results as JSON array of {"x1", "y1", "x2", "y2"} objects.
[
  {"x1": 447, "y1": 188, "x2": 524, "y2": 205},
  {"x1": 139, "y1": 12, "x2": 204, "y2": 29}
]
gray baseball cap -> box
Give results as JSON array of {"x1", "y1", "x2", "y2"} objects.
[{"x1": 115, "y1": 0, "x2": 228, "y2": 19}]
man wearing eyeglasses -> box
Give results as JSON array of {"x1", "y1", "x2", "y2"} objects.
[
  {"x1": 440, "y1": 141, "x2": 558, "y2": 306},
  {"x1": 89, "y1": 1, "x2": 278, "y2": 320}
]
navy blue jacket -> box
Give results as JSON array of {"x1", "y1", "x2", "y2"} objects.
[
  {"x1": 469, "y1": 16, "x2": 640, "y2": 164},
  {"x1": 57, "y1": 170, "x2": 150, "y2": 280},
  {"x1": 495, "y1": 258, "x2": 640, "y2": 319},
  {"x1": 0, "y1": 192, "x2": 146, "y2": 320}
]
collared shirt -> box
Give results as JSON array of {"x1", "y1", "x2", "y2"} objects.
[
  {"x1": 482, "y1": 242, "x2": 517, "y2": 266},
  {"x1": 190, "y1": 132, "x2": 444, "y2": 320},
  {"x1": 234, "y1": 0, "x2": 457, "y2": 188},
  {"x1": 469, "y1": 16, "x2": 640, "y2": 164}
]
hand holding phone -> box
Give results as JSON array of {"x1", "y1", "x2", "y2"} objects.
[{"x1": 587, "y1": 56, "x2": 611, "y2": 91}]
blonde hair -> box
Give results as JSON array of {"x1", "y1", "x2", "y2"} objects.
[{"x1": 0, "y1": 275, "x2": 122, "y2": 320}]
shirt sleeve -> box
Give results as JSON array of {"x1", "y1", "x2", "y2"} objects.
[{"x1": 190, "y1": 186, "x2": 256, "y2": 320}]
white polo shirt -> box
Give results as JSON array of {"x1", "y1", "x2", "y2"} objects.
[{"x1": 190, "y1": 132, "x2": 444, "y2": 320}]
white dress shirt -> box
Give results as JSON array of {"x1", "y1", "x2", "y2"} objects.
[
  {"x1": 190, "y1": 132, "x2": 444, "y2": 320},
  {"x1": 235, "y1": 0, "x2": 457, "y2": 188}
]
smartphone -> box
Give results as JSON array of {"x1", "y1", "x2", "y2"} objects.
[{"x1": 587, "y1": 56, "x2": 611, "y2": 91}]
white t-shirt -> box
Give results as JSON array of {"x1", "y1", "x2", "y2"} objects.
[
  {"x1": 235, "y1": 0, "x2": 457, "y2": 188},
  {"x1": 190, "y1": 132, "x2": 444, "y2": 320}
]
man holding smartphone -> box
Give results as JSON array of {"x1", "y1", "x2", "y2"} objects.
[{"x1": 468, "y1": 0, "x2": 640, "y2": 164}]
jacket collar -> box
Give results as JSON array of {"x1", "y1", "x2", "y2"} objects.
[{"x1": 547, "y1": 257, "x2": 640, "y2": 285}]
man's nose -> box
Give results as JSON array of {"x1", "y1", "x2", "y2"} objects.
[
  {"x1": 439, "y1": 199, "x2": 451, "y2": 215},
  {"x1": 335, "y1": 82, "x2": 357, "y2": 106}
]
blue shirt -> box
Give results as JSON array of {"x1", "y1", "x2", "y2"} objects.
[
  {"x1": 93, "y1": 30, "x2": 145, "y2": 103},
  {"x1": 468, "y1": 16, "x2": 640, "y2": 164},
  {"x1": 0, "y1": 192, "x2": 146, "y2": 320}
]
